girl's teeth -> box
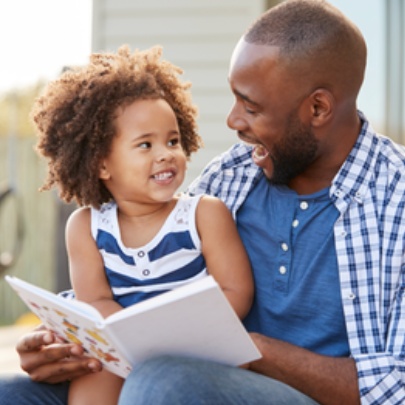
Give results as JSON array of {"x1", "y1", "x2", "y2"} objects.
[{"x1": 155, "y1": 172, "x2": 173, "y2": 180}]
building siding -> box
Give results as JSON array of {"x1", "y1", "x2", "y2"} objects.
[{"x1": 92, "y1": 0, "x2": 266, "y2": 187}]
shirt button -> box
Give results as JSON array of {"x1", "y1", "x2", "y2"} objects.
[
  {"x1": 281, "y1": 243, "x2": 289, "y2": 251},
  {"x1": 300, "y1": 201, "x2": 308, "y2": 210},
  {"x1": 355, "y1": 191, "x2": 361, "y2": 198},
  {"x1": 138, "y1": 251, "x2": 145, "y2": 258},
  {"x1": 279, "y1": 266, "x2": 287, "y2": 275},
  {"x1": 341, "y1": 231, "x2": 347, "y2": 238},
  {"x1": 292, "y1": 219, "x2": 299, "y2": 228},
  {"x1": 348, "y1": 292, "x2": 356, "y2": 300},
  {"x1": 335, "y1": 190, "x2": 342, "y2": 197},
  {"x1": 142, "y1": 269, "x2": 150, "y2": 276}
]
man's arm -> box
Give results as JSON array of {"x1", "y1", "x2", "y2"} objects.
[
  {"x1": 16, "y1": 325, "x2": 101, "y2": 384},
  {"x1": 249, "y1": 333, "x2": 360, "y2": 405}
]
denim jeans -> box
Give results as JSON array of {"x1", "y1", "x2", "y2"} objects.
[
  {"x1": 0, "y1": 374, "x2": 69, "y2": 405},
  {"x1": 0, "y1": 357, "x2": 319, "y2": 405},
  {"x1": 119, "y1": 355, "x2": 320, "y2": 405}
]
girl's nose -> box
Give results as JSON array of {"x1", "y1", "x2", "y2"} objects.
[{"x1": 156, "y1": 146, "x2": 175, "y2": 162}]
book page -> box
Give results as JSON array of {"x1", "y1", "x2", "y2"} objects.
[{"x1": 105, "y1": 276, "x2": 261, "y2": 367}]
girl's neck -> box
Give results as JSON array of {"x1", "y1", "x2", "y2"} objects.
[
  {"x1": 116, "y1": 198, "x2": 178, "y2": 249},
  {"x1": 117, "y1": 198, "x2": 176, "y2": 221}
]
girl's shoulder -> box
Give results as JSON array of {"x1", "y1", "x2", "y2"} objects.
[
  {"x1": 194, "y1": 195, "x2": 236, "y2": 242},
  {"x1": 66, "y1": 206, "x2": 92, "y2": 238},
  {"x1": 194, "y1": 195, "x2": 231, "y2": 225},
  {"x1": 195, "y1": 194, "x2": 227, "y2": 211},
  {"x1": 67, "y1": 206, "x2": 91, "y2": 226}
]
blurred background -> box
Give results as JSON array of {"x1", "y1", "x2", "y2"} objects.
[{"x1": 0, "y1": 0, "x2": 402, "y2": 326}]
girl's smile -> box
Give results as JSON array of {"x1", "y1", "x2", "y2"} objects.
[{"x1": 99, "y1": 98, "x2": 187, "y2": 217}]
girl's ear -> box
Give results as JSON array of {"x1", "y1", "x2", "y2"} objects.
[{"x1": 99, "y1": 161, "x2": 110, "y2": 180}]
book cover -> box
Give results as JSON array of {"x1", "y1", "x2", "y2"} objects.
[{"x1": 5, "y1": 275, "x2": 261, "y2": 378}]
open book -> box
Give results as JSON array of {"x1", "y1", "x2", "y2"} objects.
[{"x1": 6, "y1": 275, "x2": 261, "y2": 378}]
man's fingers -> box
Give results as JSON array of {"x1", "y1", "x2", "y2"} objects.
[
  {"x1": 16, "y1": 329, "x2": 55, "y2": 353},
  {"x1": 30, "y1": 358, "x2": 102, "y2": 384},
  {"x1": 15, "y1": 325, "x2": 102, "y2": 384},
  {"x1": 20, "y1": 343, "x2": 84, "y2": 373}
]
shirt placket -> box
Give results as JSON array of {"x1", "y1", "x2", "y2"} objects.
[
  {"x1": 274, "y1": 198, "x2": 311, "y2": 294},
  {"x1": 135, "y1": 249, "x2": 151, "y2": 278}
]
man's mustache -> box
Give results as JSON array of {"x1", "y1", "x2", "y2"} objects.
[{"x1": 237, "y1": 131, "x2": 252, "y2": 142}]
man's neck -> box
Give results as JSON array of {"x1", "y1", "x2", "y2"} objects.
[{"x1": 288, "y1": 112, "x2": 363, "y2": 195}]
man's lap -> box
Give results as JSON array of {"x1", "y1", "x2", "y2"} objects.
[
  {"x1": 119, "y1": 355, "x2": 320, "y2": 405},
  {"x1": 0, "y1": 374, "x2": 69, "y2": 405}
]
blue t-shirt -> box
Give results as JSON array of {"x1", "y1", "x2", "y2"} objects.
[{"x1": 238, "y1": 175, "x2": 350, "y2": 357}]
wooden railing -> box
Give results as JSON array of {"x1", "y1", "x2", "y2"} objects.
[{"x1": 0, "y1": 137, "x2": 57, "y2": 324}]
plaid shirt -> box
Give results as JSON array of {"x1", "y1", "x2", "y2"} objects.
[{"x1": 188, "y1": 112, "x2": 405, "y2": 405}]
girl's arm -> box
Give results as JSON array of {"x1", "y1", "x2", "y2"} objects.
[
  {"x1": 196, "y1": 196, "x2": 254, "y2": 319},
  {"x1": 66, "y1": 207, "x2": 122, "y2": 318}
]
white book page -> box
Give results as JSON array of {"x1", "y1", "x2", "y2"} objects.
[{"x1": 104, "y1": 276, "x2": 261, "y2": 367}]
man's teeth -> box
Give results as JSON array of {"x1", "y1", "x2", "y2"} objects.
[
  {"x1": 154, "y1": 172, "x2": 173, "y2": 180},
  {"x1": 253, "y1": 145, "x2": 268, "y2": 159}
]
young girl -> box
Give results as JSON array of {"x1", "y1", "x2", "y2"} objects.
[{"x1": 31, "y1": 45, "x2": 254, "y2": 405}]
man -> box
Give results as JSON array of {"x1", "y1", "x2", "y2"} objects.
[{"x1": 1, "y1": 1, "x2": 405, "y2": 404}]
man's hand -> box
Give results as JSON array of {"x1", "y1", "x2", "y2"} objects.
[
  {"x1": 248, "y1": 333, "x2": 361, "y2": 405},
  {"x1": 16, "y1": 325, "x2": 102, "y2": 384}
]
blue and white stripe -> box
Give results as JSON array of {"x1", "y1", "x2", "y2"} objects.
[{"x1": 92, "y1": 194, "x2": 207, "y2": 307}]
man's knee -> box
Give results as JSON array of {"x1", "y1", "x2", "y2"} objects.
[
  {"x1": 124, "y1": 355, "x2": 215, "y2": 391},
  {"x1": 119, "y1": 355, "x2": 232, "y2": 405}
]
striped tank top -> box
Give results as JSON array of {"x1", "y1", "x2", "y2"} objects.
[{"x1": 91, "y1": 193, "x2": 207, "y2": 307}]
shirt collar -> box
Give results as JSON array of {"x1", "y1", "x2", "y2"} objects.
[
  {"x1": 223, "y1": 143, "x2": 256, "y2": 169},
  {"x1": 330, "y1": 111, "x2": 380, "y2": 212}
]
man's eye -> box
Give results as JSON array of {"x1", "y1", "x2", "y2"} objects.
[
  {"x1": 139, "y1": 142, "x2": 151, "y2": 148},
  {"x1": 245, "y1": 105, "x2": 256, "y2": 114}
]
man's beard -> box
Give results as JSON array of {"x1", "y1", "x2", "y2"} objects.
[{"x1": 266, "y1": 115, "x2": 319, "y2": 186}]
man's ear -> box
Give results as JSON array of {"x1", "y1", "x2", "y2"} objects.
[
  {"x1": 99, "y1": 161, "x2": 110, "y2": 180},
  {"x1": 308, "y1": 88, "x2": 334, "y2": 127}
]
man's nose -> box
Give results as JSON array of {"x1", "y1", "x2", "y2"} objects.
[{"x1": 227, "y1": 103, "x2": 247, "y2": 132}]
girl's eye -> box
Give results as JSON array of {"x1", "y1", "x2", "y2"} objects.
[
  {"x1": 139, "y1": 142, "x2": 151, "y2": 149},
  {"x1": 168, "y1": 138, "x2": 180, "y2": 146}
]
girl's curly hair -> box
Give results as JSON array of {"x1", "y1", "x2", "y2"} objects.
[{"x1": 32, "y1": 45, "x2": 201, "y2": 209}]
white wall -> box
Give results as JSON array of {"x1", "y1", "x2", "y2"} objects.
[
  {"x1": 92, "y1": 0, "x2": 266, "y2": 188},
  {"x1": 327, "y1": 0, "x2": 385, "y2": 134}
]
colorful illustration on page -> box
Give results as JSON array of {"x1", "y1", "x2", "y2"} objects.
[{"x1": 13, "y1": 289, "x2": 132, "y2": 378}]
